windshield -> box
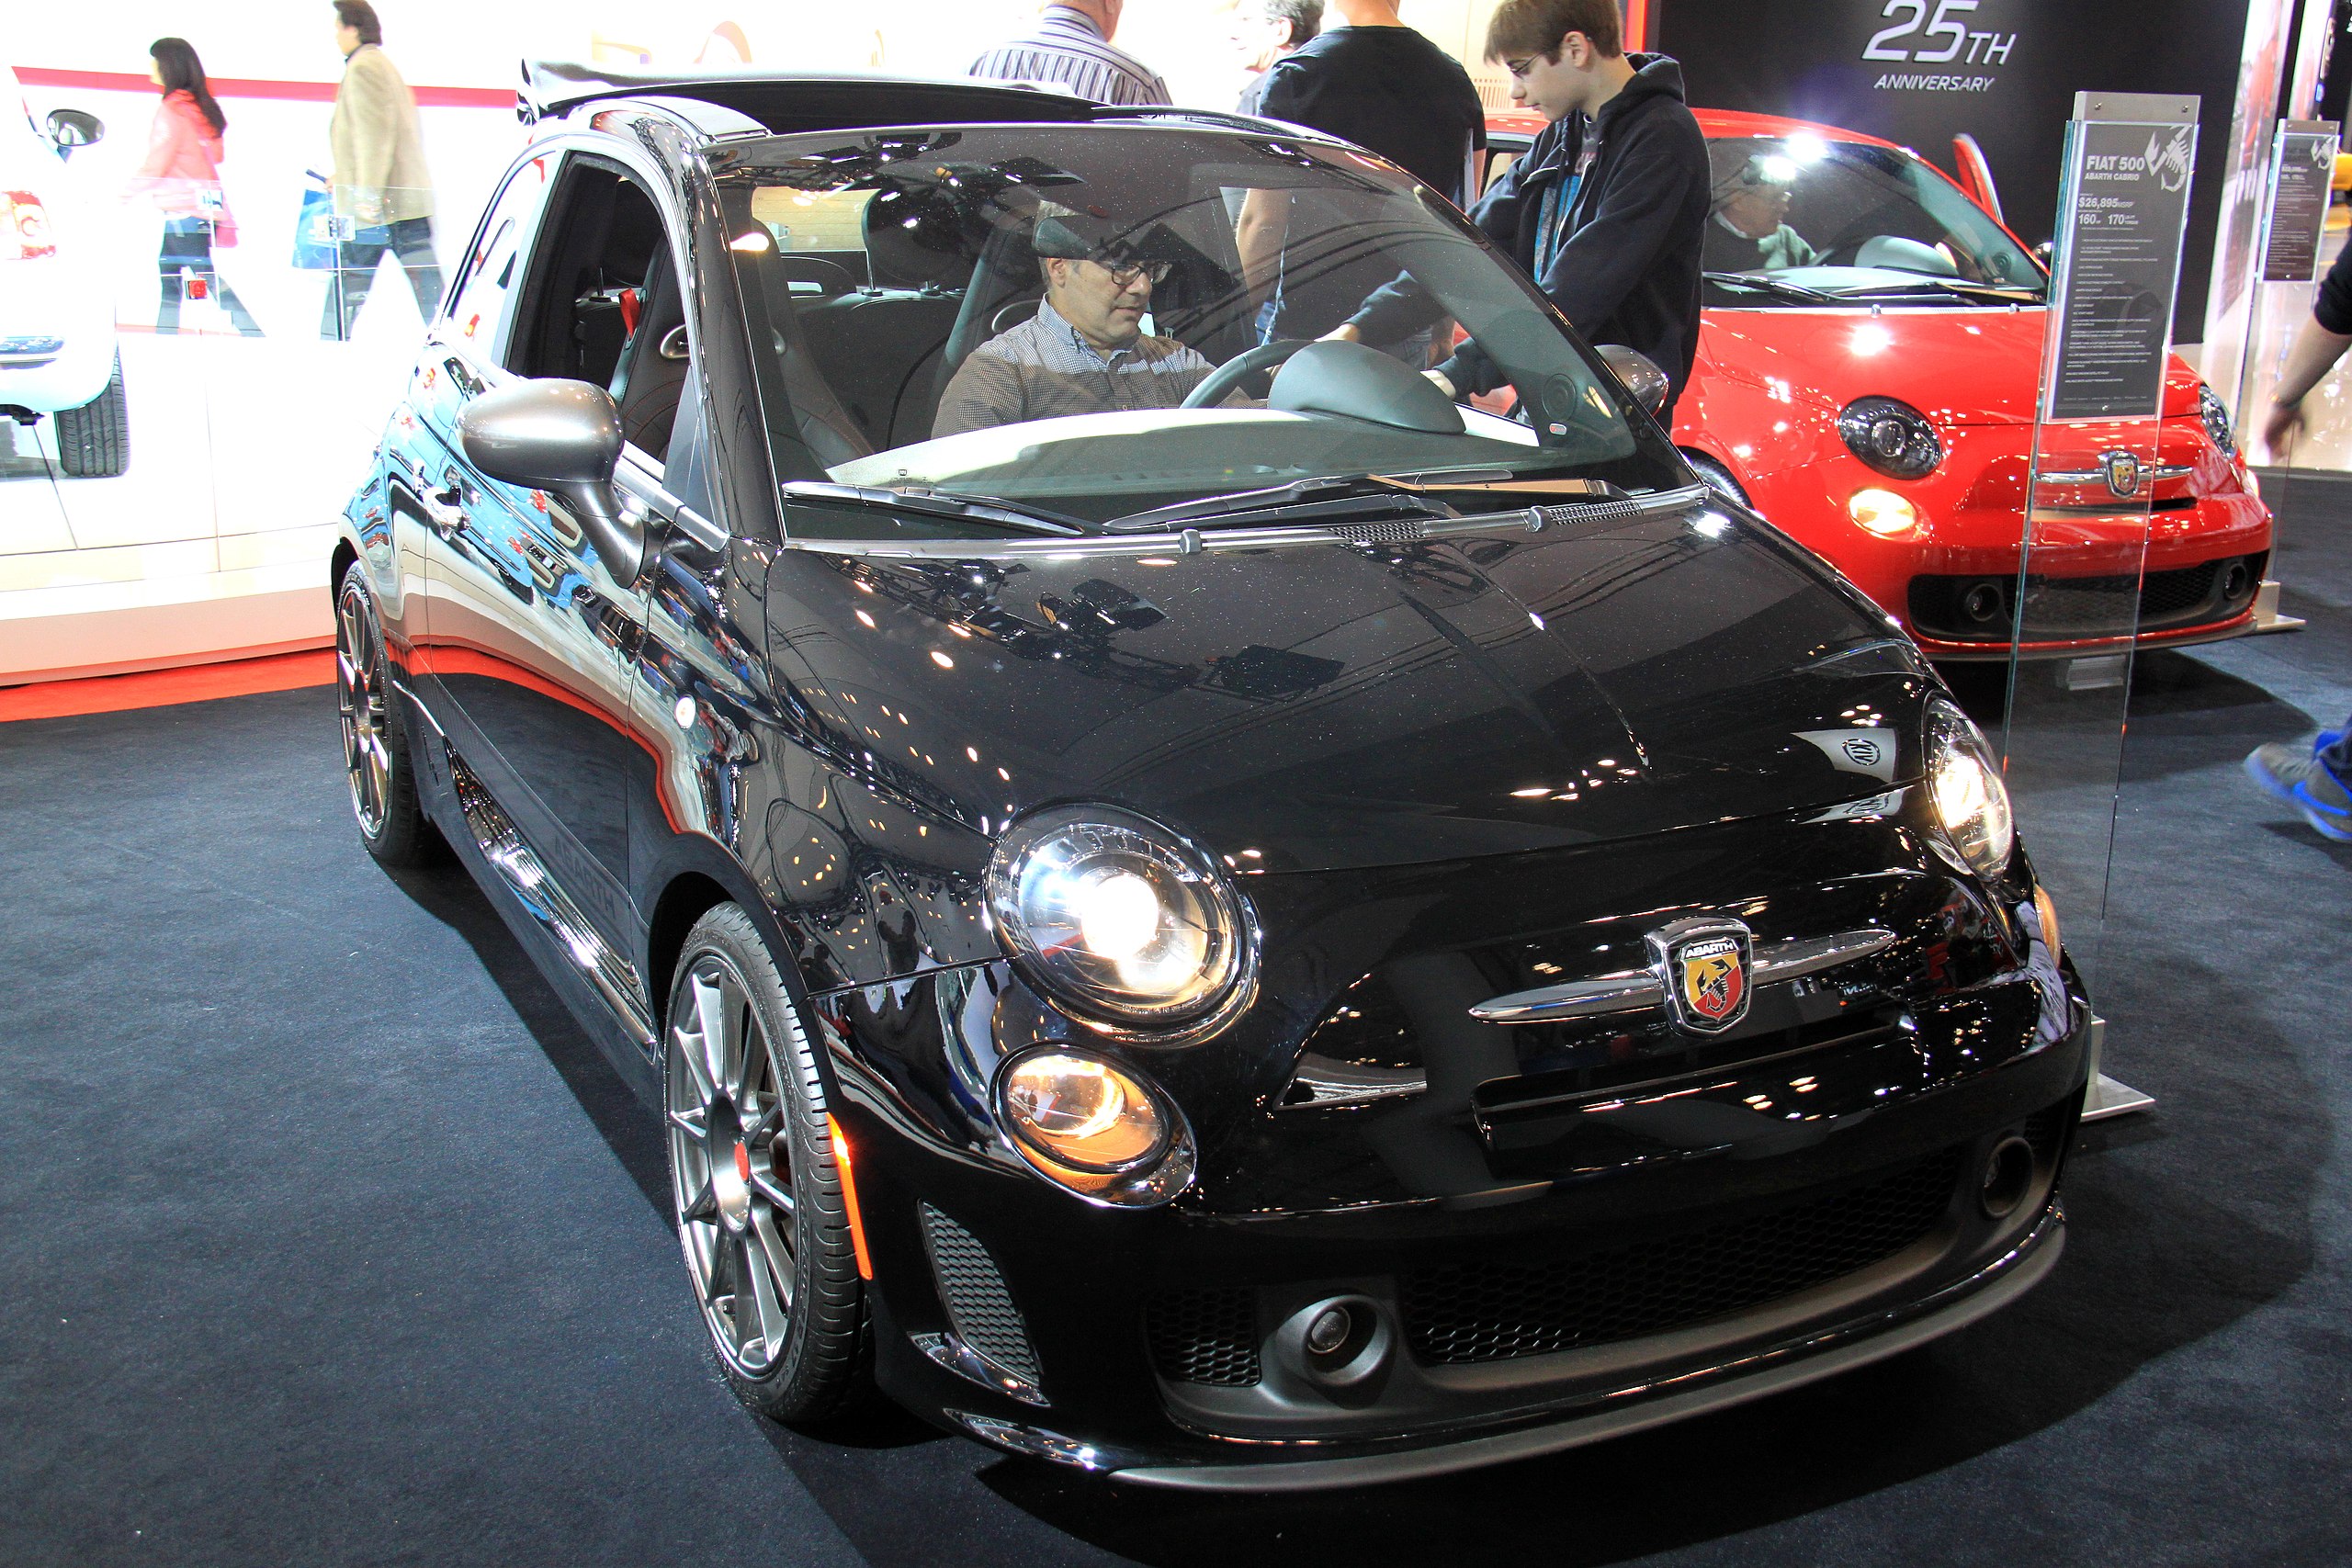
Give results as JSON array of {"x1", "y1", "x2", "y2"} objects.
[
  {"x1": 716, "y1": 125, "x2": 1683, "y2": 530},
  {"x1": 1700, "y1": 133, "x2": 2043, "y2": 305}
]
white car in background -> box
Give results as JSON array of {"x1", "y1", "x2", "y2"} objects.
[{"x1": 2, "y1": 62, "x2": 125, "y2": 477}]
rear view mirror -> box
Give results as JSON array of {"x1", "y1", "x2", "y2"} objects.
[
  {"x1": 457, "y1": 378, "x2": 644, "y2": 584},
  {"x1": 46, "y1": 108, "x2": 103, "y2": 156},
  {"x1": 1595, "y1": 344, "x2": 1670, "y2": 417}
]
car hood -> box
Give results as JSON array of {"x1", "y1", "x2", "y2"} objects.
[
  {"x1": 1696, "y1": 306, "x2": 2203, "y2": 427},
  {"x1": 768, "y1": 497, "x2": 1936, "y2": 875}
]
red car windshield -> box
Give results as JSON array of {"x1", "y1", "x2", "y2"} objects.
[{"x1": 1702, "y1": 134, "x2": 2043, "y2": 304}]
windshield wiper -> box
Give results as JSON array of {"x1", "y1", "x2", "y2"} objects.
[
  {"x1": 782, "y1": 481, "x2": 1089, "y2": 536},
  {"x1": 1105, "y1": 475, "x2": 1448, "y2": 532},
  {"x1": 1107, "y1": 471, "x2": 1638, "y2": 533},
  {"x1": 1703, "y1": 271, "x2": 1839, "y2": 304},
  {"x1": 1830, "y1": 277, "x2": 2043, "y2": 305}
]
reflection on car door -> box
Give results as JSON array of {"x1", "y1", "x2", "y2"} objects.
[{"x1": 409, "y1": 150, "x2": 666, "y2": 1036}]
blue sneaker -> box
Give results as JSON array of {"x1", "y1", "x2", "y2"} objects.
[
  {"x1": 2295, "y1": 761, "x2": 2352, "y2": 842},
  {"x1": 2245, "y1": 732, "x2": 2344, "y2": 805}
]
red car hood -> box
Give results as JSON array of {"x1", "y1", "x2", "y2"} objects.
[{"x1": 1694, "y1": 307, "x2": 2202, "y2": 427}]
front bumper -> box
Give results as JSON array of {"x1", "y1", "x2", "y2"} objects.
[
  {"x1": 820, "y1": 944, "x2": 2089, "y2": 1486},
  {"x1": 1114, "y1": 1202, "x2": 2063, "y2": 1490}
]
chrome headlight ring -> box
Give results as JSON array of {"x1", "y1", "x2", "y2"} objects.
[
  {"x1": 985, "y1": 804, "x2": 1261, "y2": 1047},
  {"x1": 1838, "y1": 395, "x2": 1944, "y2": 480},
  {"x1": 1924, "y1": 697, "x2": 2015, "y2": 879},
  {"x1": 990, "y1": 1045, "x2": 1198, "y2": 1207}
]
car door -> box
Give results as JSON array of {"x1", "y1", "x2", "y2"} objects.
[{"x1": 410, "y1": 147, "x2": 668, "y2": 1025}]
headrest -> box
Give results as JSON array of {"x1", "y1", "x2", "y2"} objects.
[
  {"x1": 862, "y1": 186, "x2": 973, "y2": 291},
  {"x1": 1031, "y1": 212, "x2": 1191, "y2": 268}
]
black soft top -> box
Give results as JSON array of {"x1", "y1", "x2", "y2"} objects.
[{"x1": 523, "y1": 62, "x2": 1132, "y2": 137}]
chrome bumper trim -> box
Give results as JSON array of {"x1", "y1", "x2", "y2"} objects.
[
  {"x1": 912, "y1": 1330, "x2": 1049, "y2": 1408},
  {"x1": 1468, "y1": 928, "x2": 1895, "y2": 1024}
]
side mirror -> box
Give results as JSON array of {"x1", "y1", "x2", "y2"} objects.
[
  {"x1": 46, "y1": 108, "x2": 103, "y2": 154},
  {"x1": 457, "y1": 378, "x2": 643, "y2": 584},
  {"x1": 1595, "y1": 344, "x2": 1670, "y2": 417},
  {"x1": 2032, "y1": 240, "x2": 2056, "y2": 269}
]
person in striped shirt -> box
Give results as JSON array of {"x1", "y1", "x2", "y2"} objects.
[{"x1": 967, "y1": 1, "x2": 1173, "y2": 107}]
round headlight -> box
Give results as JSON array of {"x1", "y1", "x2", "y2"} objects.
[
  {"x1": 1926, "y1": 698, "x2": 2014, "y2": 877},
  {"x1": 1838, "y1": 396, "x2": 1944, "y2": 479},
  {"x1": 987, "y1": 805, "x2": 1253, "y2": 1033},
  {"x1": 2198, "y1": 382, "x2": 2236, "y2": 456},
  {"x1": 999, "y1": 1050, "x2": 1170, "y2": 1174}
]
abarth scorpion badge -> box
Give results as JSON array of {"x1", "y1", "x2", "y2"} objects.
[{"x1": 1645, "y1": 917, "x2": 1755, "y2": 1034}]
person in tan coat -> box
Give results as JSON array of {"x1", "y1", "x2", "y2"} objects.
[{"x1": 321, "y1": 2, "x2": 443, "y2": 338}]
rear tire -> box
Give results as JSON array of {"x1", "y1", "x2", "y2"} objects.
[
  {"x1": 663, "y1": 904, "x2": 873, "y2": 1423},
  {"x1": 335, "y1": 562, "x2": 438, "y2": 867},
  {"x1": 54, "y1": 353, "x2": 128, "y2": 478}
]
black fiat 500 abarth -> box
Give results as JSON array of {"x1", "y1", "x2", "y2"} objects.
[{"x1": 329, "y1": 66, "x2": 2088, "y2": 1489}]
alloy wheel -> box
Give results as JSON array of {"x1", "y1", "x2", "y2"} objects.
[
  {"x1": 666, "y1": 953, "x2": 798, "y2": 1376},
  {"x1": 334, "y1": 583, "x2": 392, "y2": 837}
]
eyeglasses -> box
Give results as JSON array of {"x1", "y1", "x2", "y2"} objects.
[
  {"x1": 1092, "y1": 258, "x2": 1172, "y2": 287},
  {"x1": 1503, "y1": 57, "x2": 1535, "y2": 77}
]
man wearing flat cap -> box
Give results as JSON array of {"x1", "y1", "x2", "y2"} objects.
[{"x1": 933, "y1": 215, "x2": 1216, "y2": 438}]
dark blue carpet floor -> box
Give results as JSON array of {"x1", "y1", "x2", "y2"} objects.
[{"x1": 2, "y1": 487, "x2": 2347, "y2": 1565}]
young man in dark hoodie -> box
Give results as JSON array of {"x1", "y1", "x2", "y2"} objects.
[{"x1": 1330, "y1": 0, "x2": 1710, "y2": 412}]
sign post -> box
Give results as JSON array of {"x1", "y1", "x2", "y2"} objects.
[{"x1": 2012, "y1": 93, "x2": 2200, "y2": 1123}]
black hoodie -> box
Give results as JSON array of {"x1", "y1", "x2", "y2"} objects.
[{"x1": 1349, "y1": 53, "x2": 1711, "y2": 406}]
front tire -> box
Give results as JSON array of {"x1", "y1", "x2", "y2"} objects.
[
  {"x1": 54, "y1": 353, "x2": 128, "y2": 478},
  {"x1": 335, "y1": 562, "x2": 436, "y2": 866},
  {"x1": 663, "y1": 904, "x2": 872, "y2": 1422}
]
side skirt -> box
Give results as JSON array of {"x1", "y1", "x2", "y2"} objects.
[{"x1": 399, "y1": 684, "x2": 662, "y2": 1102}]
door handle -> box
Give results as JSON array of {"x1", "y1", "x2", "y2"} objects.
[
  {"x1": 409, "y1": 460, "x2": 468, "y2": 535},
  {"x1": 426, "y1": 485, "x2": 466, "y2": 532}
]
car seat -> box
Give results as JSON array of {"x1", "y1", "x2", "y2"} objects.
[
  {"x1": 737, "y1": 243, "x2": 876, "y2": 474},
  {"x1": 791, "y1": 187, "x2": 978, "y2": 448},
  {"x1": 609, "y1": 246, "x2": 688, "y2": 459}
]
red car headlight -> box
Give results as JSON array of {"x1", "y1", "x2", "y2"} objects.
[{"x1": 1838, "y1": 396, "x2": 1943, "y2": 479}]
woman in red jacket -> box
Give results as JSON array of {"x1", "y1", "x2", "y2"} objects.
[{"x1": 129, "y1": 38, "x2": 262, "y2": 336}]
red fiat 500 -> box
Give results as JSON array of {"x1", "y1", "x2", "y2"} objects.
[{"x1": 1486, "y1": 108, "x2": 2273, "y2": 660}]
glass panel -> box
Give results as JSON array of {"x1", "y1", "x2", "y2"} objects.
[{"x1": 2001, "y1": 107, "x2": 2200, "y2": 1005}]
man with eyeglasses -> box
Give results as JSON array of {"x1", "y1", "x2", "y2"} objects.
[
  {"x1": 1332, "y1": 0, "x2": 1709, "y2": 412},
  {"x1": 933, "y1": 217, "x2": 1215, "y2": 438}
]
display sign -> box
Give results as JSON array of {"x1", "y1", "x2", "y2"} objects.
[
  {"x1": 2041, "y1": 94, "x2": 2199, "y2": 423},
  {"x1": 2260, "y1": 120, "x2": 2341, "y2": 283}
]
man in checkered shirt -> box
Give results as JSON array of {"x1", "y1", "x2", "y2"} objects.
[
  {"x1": 933, "y1": 218, "x2": 1215, "y2": 439},
  {"x1": 968, "y1": 1, "x2": 1172, "y2": 107}
]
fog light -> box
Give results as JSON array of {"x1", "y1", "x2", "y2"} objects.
[
  {"x1": 1960, "y1": 580, "x2": 2007, "y2": 626},
  {"x1": 1000, "y1": 1050, "x2": 1170, "y2": 1175},
  {"x1": 1305, "y1": 1305, "x2": 1354, "y2": 1357},
  {"x1": 1849, "y1": 489, "x2": 1920, "y2": 537},
  {"x1": 1980, "y1": 1134, "x2": 2036, "y2": 1219}
]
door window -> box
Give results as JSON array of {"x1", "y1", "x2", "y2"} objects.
[
  {"x1": 446, "y1": 154, "x2": 552, "y2": 356},
  {"x1": 507, "y1": 154, "x2": 689, "y2": 463}
]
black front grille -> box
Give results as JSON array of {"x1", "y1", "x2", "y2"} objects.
[
  {"x1": 922, "y1": 1204, "x2": 1042, "y2": 1386},
  {"x1": 1400, "y1": 1149, "x2": 1966, "y2": 1364},
  {"x1": 1908, "y1": 553, "x2": 2264, "y2": 642},
  {"x1": 2138, "y1": 561, "x2": 2225, "y2": 620},
  {"x1": 1145, "y1": 1288, "x2": 1261, "y2": 1385}
]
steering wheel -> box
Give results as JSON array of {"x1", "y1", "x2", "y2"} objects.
[{"x1": 1182, "y1": 338, "x2": 1313, "y2": 409}]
